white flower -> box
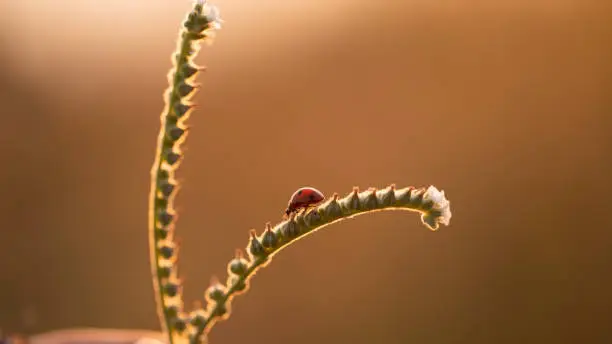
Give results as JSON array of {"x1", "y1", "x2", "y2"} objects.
[
  {"x1": 203, "y1": 3, "x2": 223, "y2": 30},
  {"x1": 420, "y1": 186, "x2": 452, "y2": 230}
]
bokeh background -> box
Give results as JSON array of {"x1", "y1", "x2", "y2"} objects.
[{"x1": 1, "y1": 0, "x2": 611, "y2": 343}]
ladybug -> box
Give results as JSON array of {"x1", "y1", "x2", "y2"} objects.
[{"x1": 284, "y1": 187, "x2": 325, "y2": 217}]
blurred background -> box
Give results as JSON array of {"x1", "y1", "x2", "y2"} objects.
[{"x1": 1, "y1": 0, "x2": 611, "y2": 343}]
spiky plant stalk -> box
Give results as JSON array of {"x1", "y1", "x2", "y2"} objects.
[
  {"x1": 148, "y1": 1, "x2": 221, "y2": 344},
  {"x1": 188, "y1": 185, "x2": 451, "y2": 343},
  {"x1": 148, "y1": 2, "x2": 453, "y2": 344}
]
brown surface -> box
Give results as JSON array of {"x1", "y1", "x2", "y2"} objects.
[
  {"x1": 1, "y1": 1, "x2": 611, "y2": 344},
  {"x1": 27, "y1": 329, "x2": 166, "y2": 344}
]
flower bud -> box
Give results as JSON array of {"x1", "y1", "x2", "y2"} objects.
[
  {"x1": 323, "y1": 193, "x2": 343, "y2": 218},
  {"x1": 206, "y1": 279, "x2": 226, "y2": 302},
  {"x1": 340, "y1": 187, "x2": 360, "y2": 211},
  {"x1": 162, "y1": 279, "x2": 181, "y2": 297},
  {"x1": 248, "y1": 230, "x2": 266, "y2": 257},
  {"x1": 180, "y1": 63, "x2": 199, "y2": 79},
  {"x1": 360, "y1": 188, "x2": 378, "y2": 210},
  {"x1": 165, "y1": 150, "x2": 182, "y2": 166},
  {"x1": 260, "y1": 223, "x2": 278, "y2": 250},
  {"x1": 280, "y1": 215, "x2": 300, "y2": 239},
  {"x1": 173, "y1": 102, "x2": 193, "y2": 118},
  {"x1": 177, "y1": 81, "x2": 197, "y2": 98},
  {"x1": 167, "y1": 126, "x2": 187, "y2": 142},
  {"x1": 159, "y1": 180, "x2": 176, "y2": 198},
  {"x1": 189, "y1": 309, "x2": 208, "y2": 327},
  {"x1": 157, "y1": 240, "x2": 176, "y2": 259},
  {"x1": 157, "y1": 210, "x2": 174, "y2": 226},
  {"x1": 172, "y1": 313, "x2": 188, "y2": 332},
  {"x1": 303, "y1": 208, "x2": 322, "y2": 227},
  {"x1": 376, "y1": 184, "x2": 396, "y2": 206},
  {"x1": 394, "y1": 186, "x2": 415, "y2": 204},
  {"x1": 157, "y1": 259, "x2": 174, "y2": 279},
  {"x1": 228, "y1": 250, "x2": 248, "y2": 276}
]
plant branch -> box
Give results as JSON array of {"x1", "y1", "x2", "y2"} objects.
[
  {"x1": 147, "y1": 1, "x2": 221, "y2": 343},
  {"x1": 187, "y1": 184, "x2": 452, "y2": 344}
]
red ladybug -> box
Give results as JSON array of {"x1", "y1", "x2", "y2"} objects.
[{"x1": 284, "y1": 187, "x2": 325, "y2": 217}]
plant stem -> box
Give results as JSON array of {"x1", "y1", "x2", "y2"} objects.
[
  {"x1": 190, "y1": 185, "x2": 452, "y2": 343},
  {"x1": 148, "y1": 2, "x2": 220, "y2": 343}
]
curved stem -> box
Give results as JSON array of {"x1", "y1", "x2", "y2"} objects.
[{"x1": 189, "y1": 185, "x2": 452, "y2": 343}]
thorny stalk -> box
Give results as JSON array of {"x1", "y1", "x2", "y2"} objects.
[
  {"x1": 147, "y1": 1, "x2": 221, "y2": 343},
  {"x1": 147, "y1": 2, "x2": 453, "y2": 344},
  {"x1": 189, "y1": 185, "x2": 451, "y2": 343}
]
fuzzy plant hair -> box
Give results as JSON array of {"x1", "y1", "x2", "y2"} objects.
[{"x1": 147, "y1": 1, "x2": 453, "y2": 344}]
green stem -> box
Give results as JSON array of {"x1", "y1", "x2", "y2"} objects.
[
  {"x1": 190, "y1": 185, "x2": 452, "y2": 343},
  {"x1": 148, "y1": 2, "x2": 219, "y2": 343},
  {"x1": 149, "y1": 32, "x2": 190, "y2": 344}
]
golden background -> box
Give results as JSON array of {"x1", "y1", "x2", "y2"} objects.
[{"x1": 1, "y1": 0, "x2": 611, "y2": 343}]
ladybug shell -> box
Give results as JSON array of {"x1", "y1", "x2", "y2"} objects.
[{"x1": 285, "y1": 187, "x2": 325, "y2": 215}]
